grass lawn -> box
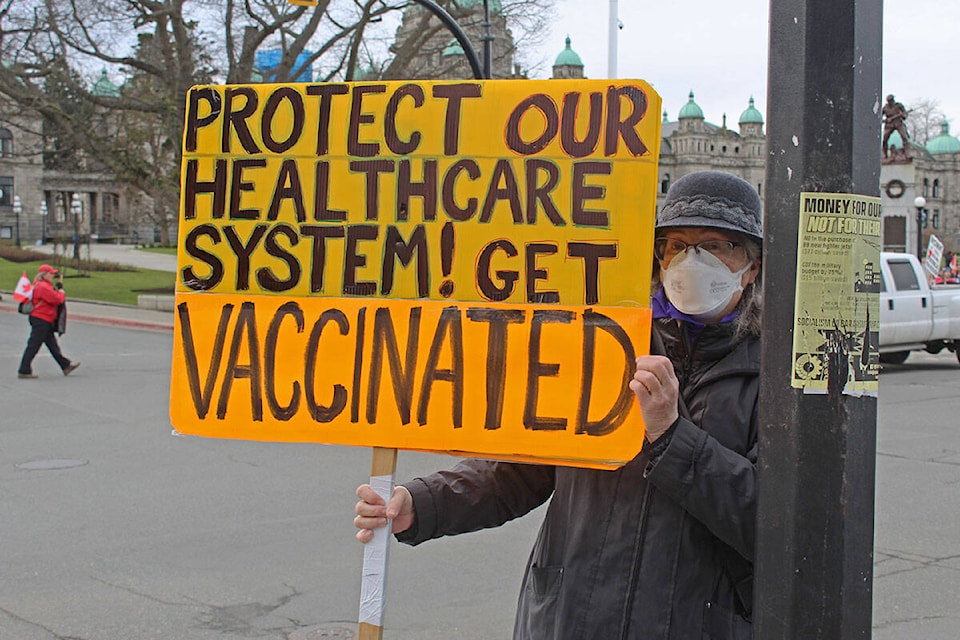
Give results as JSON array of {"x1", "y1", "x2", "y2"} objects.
[{"x1": 1, "y1": 258, "x2": 174, "y2": 306}]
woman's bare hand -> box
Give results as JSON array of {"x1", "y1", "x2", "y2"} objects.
[
  {"x1": 629, "y1": 355, "x2": 680, "y2": 442},
  {"x1": 354, "y1": 484, "x2": 415, "y2": 543}
]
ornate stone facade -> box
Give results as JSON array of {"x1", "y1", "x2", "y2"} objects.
[{"x1": 387, "y1": 0, "x2": 520, "y2": 80}]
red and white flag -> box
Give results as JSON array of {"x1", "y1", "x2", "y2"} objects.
[{"x1": 13, "y1": 271, "x2": 33, "y2": 303}]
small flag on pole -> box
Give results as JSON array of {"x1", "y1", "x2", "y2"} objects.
[{"x1": 13, "y1": 272, "x2": 33, "y2": 303}]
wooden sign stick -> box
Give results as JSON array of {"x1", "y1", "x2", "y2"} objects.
[{"x1": 358, "y1": 447, "x2": 398, "y2": 640}]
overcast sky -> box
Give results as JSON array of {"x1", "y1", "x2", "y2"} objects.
[{"x1": 527, "y1": 0, "x2": 960, "y2": 136}]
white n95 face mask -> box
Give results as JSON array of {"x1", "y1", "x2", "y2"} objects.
[{"x1": 662, "y1": 248, "x2": 752, "y2": 320}]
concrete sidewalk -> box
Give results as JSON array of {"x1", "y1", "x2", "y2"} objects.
[
  {"x1": 0, "y1": 294, "x2": 174, "y2": 332},
  {"x1": 28, "y1": 242, "x2": 177, "y2": 272}
]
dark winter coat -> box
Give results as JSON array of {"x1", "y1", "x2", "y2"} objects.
[{"x1": 398, "y1": 318, "x2": 760, "y2": 639}]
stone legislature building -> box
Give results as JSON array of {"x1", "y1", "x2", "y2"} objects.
[
  {"x1": 2, "y1": 0, "x2": 956, "y2": 258},
  {"x1": 546, "y1": 37, "x2": 960, "y2": 258},
  {"x1": 392, "y1": 0, "x2": 959, "y2": 258}
]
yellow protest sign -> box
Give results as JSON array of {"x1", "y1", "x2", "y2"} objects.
[{"x1": 171, "y1": 79, "x2": 662, "y2": 468}]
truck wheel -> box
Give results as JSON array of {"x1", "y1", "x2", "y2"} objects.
[{"x1": 880, "y1": 351, "x2": 910, "y2": 365}]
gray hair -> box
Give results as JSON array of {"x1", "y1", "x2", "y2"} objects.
[{"x1": 732, "y1": 236, "x2": 762, "y2": 338}]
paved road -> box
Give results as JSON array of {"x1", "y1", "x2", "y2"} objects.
[
  {"x1": 872, "y1": 351, "x2": 960, "y2": 639},
  {"x1": 0, "y1": 310, "x2": 539, "y2": 640},
  {"x1": 0, "y1": 305, "x2": 958, "y2": 638}
]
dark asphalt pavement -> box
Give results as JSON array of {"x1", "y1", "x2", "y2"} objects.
[{"x1": 0, "y1": 298, "x2": 958, "y2": 639}]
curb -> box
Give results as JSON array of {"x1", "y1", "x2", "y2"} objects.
[
  {"x1": 0, "y1": 304, "x2": 173, "y2": 332},
  {"x1": 69, "y1": 313, "x2": 174, "y2": 332}
]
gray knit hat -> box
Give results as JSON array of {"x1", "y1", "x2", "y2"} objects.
[{"x1": 656, "y1": 171, "x2": 763, "y2": 239}]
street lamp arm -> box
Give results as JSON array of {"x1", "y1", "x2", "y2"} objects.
[{"x1": 409, "y1": 0, "x2": 485, "y2": 80}]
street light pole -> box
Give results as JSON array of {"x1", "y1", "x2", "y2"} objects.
[
  {"x1": 39, "y1": 199, "x2": 47, "y2": 246},
  {"x1": 758, "y1": 0, "x2": 881, "y2": 636},
  {"x1": 914, "y1": 195, "x2": 927, "y2": 260},
  {"x1": 70, "y1": 193, "x2": 83, "y2": 261},
  {"x1": 608, "y1": 0, "x2": 619, "y2": 78},
  {"x1": 13, "y1": 194, "x2": 22, "y2": 247},
  {"x1": 481, "y1": 0, "x2": 492, "y2": 79}
]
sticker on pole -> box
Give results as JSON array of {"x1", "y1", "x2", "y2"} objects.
[
  {"x1": 171, "y1": 79, "x2": 662, "y2": 469},
  {"x1": 791, "y1": 192, "x2": 880, "y2": 396}
]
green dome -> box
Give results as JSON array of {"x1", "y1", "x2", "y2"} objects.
[
  {"x1": 925, "y1": 121, "x2": 960, "y2": 155},
  {"x1": 443, "y1": 38, "x2": 465, "y2": 56},
  {"x1": 354, "y1": 65, "x2": 379, "y2": 81},
  {"x1": 886, "y1": 129, "x2": 903, "y2": 149},
  {"x1": 738, "y1": 96, "x2": 763, "y2": 124},
  {"x1": 92, "y1": 68, "x2": 120, "y2": 98},
  {"x1": 554, "y1": 36, "x2": 583, "y2": 67},
  {"x1": 678, "y1": 91, "x2": 703, "y2": 119},
  {"x1": 455, "y1": 0, "x2": 502, "y2": 11}
]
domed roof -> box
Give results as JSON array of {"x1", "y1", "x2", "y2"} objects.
[
  {"x1": 925, "y1": 121, "x2": 960, "y2": 155},
  {"x1": 92, "y1": 68, "x2": 120, "y2": 98},
  {"x1": 886, "y1": 129, "x2": 903, "y2": 149},
  {"x1": 455, "y1": 0, "x2": 502, "y2": 11},
  {"x1": 554, "y1": 36, "x2": 583, "y2": 67},
  {"x1": 443, "y1": 38, "x2": 465, "y2": 56},
  {"x1": 678, "y1": 91, "x2": 704, "y2": 120},
  {"x1": 354, "y1": 65, "x2": 380, "y2": 81},
  {"x1": 738, "y1": 96, "x2": 763, "y2": 124}
]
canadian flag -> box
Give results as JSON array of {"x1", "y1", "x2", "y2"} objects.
[{"x1": 13, "y1": 272, "x2": 33, "y2": 303}]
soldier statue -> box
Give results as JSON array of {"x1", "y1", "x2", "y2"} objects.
[{"x1": 882, "y1": 94, "x2": 910, "y2": 160}]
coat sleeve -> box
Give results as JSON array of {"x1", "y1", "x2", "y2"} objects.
[
  {"x1": 34, "y1": 281, "x2": 66, "y2": 306},
  {"x1": 643, "y1": 418, "x2": 758, "y2": 562},
  {"x1": 397, "y1": 459, "x2": 555, "y2": 546}
]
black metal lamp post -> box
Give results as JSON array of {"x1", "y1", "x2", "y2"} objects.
[
  {"x1": 914, "y1": 195, "x2": 927, "y2": 259},
  {"x1": 13, "y1": 195, "x2": 21, "y2": 247},
  {"x1": 480, "y1": 0, "x2": 493, "y2": 79}
]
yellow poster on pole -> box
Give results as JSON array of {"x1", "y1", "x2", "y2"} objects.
[
  {"x1": 791, "y1": 192, "x2": 881, "y2": 396},
  {"x1": 171, "y1": 79, "x2": 662, "y2": 469}
]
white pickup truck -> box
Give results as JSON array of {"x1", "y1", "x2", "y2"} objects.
[{"x1": 879, "y1": 251, "x2": 960, "y2": 364}]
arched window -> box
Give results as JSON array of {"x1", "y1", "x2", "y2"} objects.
[
  {"x1": 923, "y1": 178, "x2": 930, "y2": 197},
  {"x1": 661, "y1": 173, "x2": 670, "y2": 194},
  {"x1": 0, "y1": 128, "x2": 11, "y2": 158},
  {"x1": 933, "y1": 179, "x2": 940, "y2": 198}
]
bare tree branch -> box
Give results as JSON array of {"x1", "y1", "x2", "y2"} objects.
[{"x1": 0, "y1": 0, "x2": 555, "y2": 242}]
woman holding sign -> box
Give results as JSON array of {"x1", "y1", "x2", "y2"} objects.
[{"x1": 355, "y1": 171, "x2": 762, "y2": 639}]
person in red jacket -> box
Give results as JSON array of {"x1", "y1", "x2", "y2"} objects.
[{"x1": 17, "y1": 264, "x2": 80, "y2": 379}]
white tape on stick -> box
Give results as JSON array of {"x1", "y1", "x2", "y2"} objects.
[{"x1": 359, "y1": 474, "x2": 394, "y2": 626}]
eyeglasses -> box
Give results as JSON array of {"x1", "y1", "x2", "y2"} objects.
[{"x1": 654, "y1": 237, "x2": 746, "y2": 264}]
